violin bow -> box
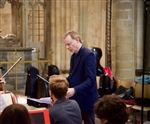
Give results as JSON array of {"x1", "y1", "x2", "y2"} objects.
[{"x1": 1, "y1": 57, "x2": 22, "y2": 91}]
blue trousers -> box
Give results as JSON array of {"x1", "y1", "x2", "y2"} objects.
[{"x1": 81, "y1": 110, "x2": 95, "y2": 124}]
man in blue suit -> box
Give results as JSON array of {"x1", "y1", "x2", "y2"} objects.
[{"x1": 63, "y1": 30, "x2": 99, "y2": 124}]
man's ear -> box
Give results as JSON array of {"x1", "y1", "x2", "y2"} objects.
[
  {"x1": 75, "y1": 37, "x2": 80, "y2": 42},
  {"x1": 49, "y1": 90, "x2": 52, "y2": 96}
]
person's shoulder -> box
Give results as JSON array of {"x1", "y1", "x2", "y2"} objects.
[
  {"x1": 48, "y1": 104, "x2": 61, "y2": 118},
  {"x1": 83, "y1": 46, "x2": 90, "y2": 51},
  {"x1": 83, "y1": 47, "x2": 94, "y2": 54},
  {"x1": 69, "y1": 99, "x2": 77, "y2": 103},
  {"x1": 68, "y1": 99, "x2": 79, "y2": 106}
]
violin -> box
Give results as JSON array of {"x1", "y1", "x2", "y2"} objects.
[
  {"x1": 0, "y1": 81, "x2": 3, "y2": 91},
  {"x1": 0, "y1": 78, "x2": 5, "y2": 91},
  {"x1": 0, "y1": 57, "x2": 22, "y2": 104}
]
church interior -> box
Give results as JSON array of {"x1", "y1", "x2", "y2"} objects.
[{"x1": 0, "y1": 0, "x2": 150, "y2": 123}]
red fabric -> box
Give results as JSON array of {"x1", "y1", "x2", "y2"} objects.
[
  {"x1": 122, "y1": 98, "x2": 136, "y2": 105},
  {"x1": 104, "y1": 67, "x2": 112, "y2": 79}
]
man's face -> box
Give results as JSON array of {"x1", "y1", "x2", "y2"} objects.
[{"x1": 63, "y1": 35, "x2": 78, "y2": 53}]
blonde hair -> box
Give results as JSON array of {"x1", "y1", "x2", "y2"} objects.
[
  {"x1": 49, "y1": 75, "x2": 69, "y2": 99},
  {"x1": 63, "y1": 30, "x2": 83, "y2": 43}
]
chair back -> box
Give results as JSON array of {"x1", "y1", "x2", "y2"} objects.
[
  {"x1": 116, "y1": 80, "x2": 136, "y2": 97},
  {"x1": 119, "y1": 80, "x2": 136, "y2": 89},
  {"x1": 96, "y1": 76, "x2": 100, "y2": 89},
  {"x1": 134, "y1": 83, "x2": 150, "y2": 99},
  {"x1": 29, "y1": 109, "x2": 50, "y2": 124}
]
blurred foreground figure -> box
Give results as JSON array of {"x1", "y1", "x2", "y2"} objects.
[
  {"x1": 94, "y1": 95, "x2": 129, "y2": 124},
  {"x1": 0, "y1": 104, "x2": 33, "y2": 124}
]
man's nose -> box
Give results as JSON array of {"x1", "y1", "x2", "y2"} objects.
[{"x1": 66, "y1": 45, "x2": 69, "y2": 49}]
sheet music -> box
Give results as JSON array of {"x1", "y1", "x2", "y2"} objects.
[
  {"x1": 0, "y1": 94, "x2": 7, "y2": 111},
  {"x1": 0, "y1": 93, "x2": 12, "y2": 111},
  {"x1": 27, "y1": 97, "x2": 51, "y2": 104}
]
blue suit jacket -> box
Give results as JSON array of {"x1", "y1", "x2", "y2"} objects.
[{"x1": 67, "y1": 46, "x2": 99, "y2": 112}]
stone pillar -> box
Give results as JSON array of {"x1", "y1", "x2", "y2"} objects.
[
  {"x1": 111, "y1": 0, "x2": 144, "y2": 81},
  {"x1": 22, "y1": 0, "x2": 30, "y2": 47},
  {"x1": 45, "y1": 0, "x2": 51, "y2": 61},
  {"x1": 112, "y1": 0, "x2": 135, "y2": 81},
  {"x1": 134, "y1": 1, "x2": 144, "y2": 76},
  {"x1": 11, "y1": 1, "x2": 22, "y2": 46},
  {"x1": 0, "y1": 2, "x2": 12, "y2": 36}
]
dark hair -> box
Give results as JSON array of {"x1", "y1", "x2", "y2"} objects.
[
  {"x1": 49, "y1": 75, "x2": 69, "y2": 99},
  {"x1": 0, "y1": 104, "x2": 33, "y2": 124},
  {"x1": 94, "y1": 95, "x2": 129, "y2": 123}
]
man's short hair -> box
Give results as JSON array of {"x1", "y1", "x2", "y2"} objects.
[
  {"x1": 49, "y1": 75, "x2": 69, "y2": 99},
  {"x1": 63, "y1": 30, "x2": 82, "y2": 43}
]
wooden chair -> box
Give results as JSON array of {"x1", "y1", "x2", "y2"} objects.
[
  {"x1": 116, "y1": 80, "x2": 136, "y2": 122},
  {"x1": 115, "y1": 79, "x2": 120, "y2": 89},
  {"x1": 116, "y1": 80, "x2": 136, "y2": 90},
  {"x1": 132, "y1": 83, "x2": 150, "y2": 123},
  {"x1": 134, "y1": 83, "x2": 150, "y2": 98},
  {"x1": 116, "y1": 80, "x2": 136, "y2": 99},
  {"x1": 96, "y1": 76, "x2": 100, "y2": 89}
]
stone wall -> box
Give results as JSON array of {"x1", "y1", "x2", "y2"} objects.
[
  {"x1": 0, "y1": 0, "x2": 146, "y2": 82},
  {"x1": 45, "y1": 0, "x2": 106, "y2": 72},
  {"x1": 0, "y1": 2, "x2": 12, "y2": 36},
  {"x1": 111, "y1": 0, "x2": 144, "y2": 81}
]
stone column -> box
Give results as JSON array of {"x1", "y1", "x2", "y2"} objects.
[
  {"x1": 111, "y1": 0, "x2": 143, "y2": 81},
  {"x1": 21, "y1": 0, "x2": 29, "y2": 47}
]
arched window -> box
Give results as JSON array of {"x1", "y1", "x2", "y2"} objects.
[{"x1": 29, "y1": 0, "x2": 44, "y2": 42}]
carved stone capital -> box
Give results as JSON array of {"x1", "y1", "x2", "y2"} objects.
[{"x1": 0, "y1": 0, "x2": 7, "y2": 8}]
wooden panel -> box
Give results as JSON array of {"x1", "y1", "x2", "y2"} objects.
[{"x1": 134, "y1": 83, "x2": 150, "y2": 99}]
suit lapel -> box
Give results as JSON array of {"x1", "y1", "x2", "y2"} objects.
[{"x1": 70, "y1": 47, "x2": 84, "y2": 77}]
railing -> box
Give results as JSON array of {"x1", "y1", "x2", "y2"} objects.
[
  {"x1": 0, "y1": 48, "x2": 52, "y2": 91},
  {"x1": 0, "y1": 59, "x2": 52, "y2": 91}
]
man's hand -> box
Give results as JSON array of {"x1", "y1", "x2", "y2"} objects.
[{"x1": 66, "y1": 88, "x2": 75, "y2": 99}]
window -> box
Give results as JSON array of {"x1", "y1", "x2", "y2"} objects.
[{"x1": 29, "y1": 0, "x2": 44, "y2": 42}]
